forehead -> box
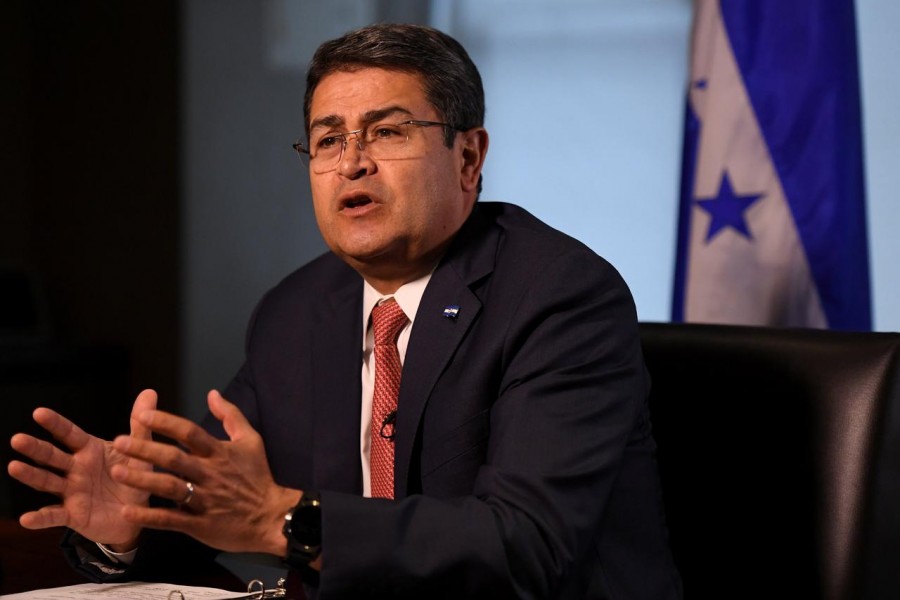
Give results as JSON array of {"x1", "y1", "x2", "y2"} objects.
[{"x1": 309, "y1": 68, "x2": 434, "y2": 127}]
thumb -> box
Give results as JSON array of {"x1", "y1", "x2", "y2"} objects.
[
  {"x1": 129, "y1": 389, "x2": 158, "y2": 440},
  {"x1": 207, "y1": 389, "x2": 254, "y2": 442}
]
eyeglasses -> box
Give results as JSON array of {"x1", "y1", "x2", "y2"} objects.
[{"x1": 293, "y1": 119, "x2": 459, "y2": 174}]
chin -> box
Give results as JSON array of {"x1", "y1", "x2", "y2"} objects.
[{"x1": 336, "y1": 243, "x2": 396, "y2": 266}]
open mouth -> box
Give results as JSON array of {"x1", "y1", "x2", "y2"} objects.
[{"x1": 342, "y1": 195, "x2": 373, "y2": 210}]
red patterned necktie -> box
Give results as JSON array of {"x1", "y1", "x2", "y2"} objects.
[{"x1": 370, "y1": 298, "x2": 408, "y2": 499}]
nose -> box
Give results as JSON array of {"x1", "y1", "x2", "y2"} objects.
[
  {"x1": 345, "y1": 131, "x2": 365, "y2": 153},
  {"x1": 337, "y1": 132, "x2": 374, "y2": 179}
]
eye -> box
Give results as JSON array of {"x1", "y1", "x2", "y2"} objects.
[
  {"x1": 370, "y1": 124, "x2": 404, "y2": 140},
  {"x1": 316, "y1": 134, "x2": 343, "y2": 150}
]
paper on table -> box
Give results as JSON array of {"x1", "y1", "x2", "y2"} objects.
[{"x1": 1, "y1": 581, "x2": 250, "y2": 600}]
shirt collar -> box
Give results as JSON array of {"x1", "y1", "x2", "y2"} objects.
[{"x1": 362, "y1": 272, "x2": 432, "y2": 349}]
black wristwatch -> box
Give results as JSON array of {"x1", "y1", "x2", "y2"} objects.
[{"x1": 283, "y1": 491, "x2": 322, "y2": 568}]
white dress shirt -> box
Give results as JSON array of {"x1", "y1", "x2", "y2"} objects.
[{"x1": 359, "y1": 273, "x2": 431, "y2": 497}]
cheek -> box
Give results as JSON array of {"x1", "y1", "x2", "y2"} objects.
[
  {"x1": 309, "y1": 188, "x2": 337, "y2": 241},
  {"x1": 309, "y1": 179, "x2": 331, "y2": 217},
  {"x1": 416, "y1": 192, "x2": 462, "y2": 241}
]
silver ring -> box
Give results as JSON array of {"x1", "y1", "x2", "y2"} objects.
[{"x1": 181, "y1": 481, "x2": 195, "y2": 505}]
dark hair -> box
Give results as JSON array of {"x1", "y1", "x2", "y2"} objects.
[{"x1": 303, "y1": 24, "x2": 485, "y2": 149}]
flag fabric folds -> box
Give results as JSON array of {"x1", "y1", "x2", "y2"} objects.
[{"x1": 672, "y1": 0, "x2": 871, "y2": 330}]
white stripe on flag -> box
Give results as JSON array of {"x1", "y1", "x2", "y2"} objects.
[{"x1": 684, "y1": 0, "x2": 826, "y2": 327}]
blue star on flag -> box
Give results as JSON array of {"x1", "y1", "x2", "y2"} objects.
[{"x1": 695, "y1": 173, "x2": 764, "y2": 242}]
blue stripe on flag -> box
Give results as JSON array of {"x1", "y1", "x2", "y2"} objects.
[
  {"x1": 672, "y1": 101, "x2": 701, "y2": 323},
  {"x1": 721, "y1": 0, "x2": 870, "y2": 330},
  {"x1": 673, "y1": 0, "x2": 871, "y2": 330}
]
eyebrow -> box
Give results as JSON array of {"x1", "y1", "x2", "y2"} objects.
[{"x1": 309, "y1": 105, "x2": 415, "y2": 133}]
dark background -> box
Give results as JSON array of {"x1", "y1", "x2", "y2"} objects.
[
  {"x1": 0, "y1": 0, "x2": 428, "y2": 524},
  {"x1": 1, "y1": 1, "x2": 180, "y2": 517}
]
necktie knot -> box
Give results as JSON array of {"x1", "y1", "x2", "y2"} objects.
[{"x1": 372, "y1": 299, "x2": 408, "y2": 346}]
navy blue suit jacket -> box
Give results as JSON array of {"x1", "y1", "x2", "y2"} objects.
[{"x1": 209, "y1": 202, "x2": 681, "y2": 599}]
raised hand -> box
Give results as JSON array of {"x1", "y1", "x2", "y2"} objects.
[
  {"x1": 108, "y1": 389, "x2": 302, "y2": 556},
  {"x1": 7, "y1": 389, "x2": 158, "y2": 548}
]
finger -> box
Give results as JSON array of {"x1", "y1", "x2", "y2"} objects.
[
  {"x1": 32, "y1": 408, "x2": 92, "y2": 452},
  {"x1": 135, "y1": 409, "x2": 218, "y2": 458},
  {"x1": 112, "y1": 435, "x2": 203, "y2": 482},
  {"x1": 110, "y1": 464, "x2": 197, "y2": 507},
  {"x1": 121, "y1": 503, "x2": 199, "y2": 534},
  {"x1": 130, "y1": 389, "x2": 159, "y2": 442},
  {"x1": 208, "y1": 390, "x2": 255, "y2": 442},
  {"x1": 7, "y1": 460, "x2": 68, "y2": 495},
  {"x1": 19, "y1": 505, "x2": 71, "y2": 530},
  {"x1": 10, "y1": 433, "x2": 74, "y2": 473}
]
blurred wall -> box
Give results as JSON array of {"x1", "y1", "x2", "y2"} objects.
[
  {"x1": 181, "y1": 0, "x2": 429, "y2": 420},
  {"x1": 181, "y1": 0, "x2": 900, "y2": 418},
  {"x1": 1, "y1": 1, "x2": 180, "y2": 410},
  {"x1": 5, "y1": 1, "x2": 895, "y2": 425}
]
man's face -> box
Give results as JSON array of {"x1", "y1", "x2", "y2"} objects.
[{"x1": 307, "y1": 68, "x2": 482, "y2": 293}]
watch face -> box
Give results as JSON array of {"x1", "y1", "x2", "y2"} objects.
[{"x1": 290, "y1": 497, "x2": 322, "y2": 547}]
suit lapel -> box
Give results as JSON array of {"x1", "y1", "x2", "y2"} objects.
[
  {"x1": 393, "y1": 206, "x2": 500, "y2": 497},
  {"x1": 311, "y1": 274, "x2": 364, "y2": 494}
]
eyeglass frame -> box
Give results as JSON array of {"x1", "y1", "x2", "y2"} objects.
[{"x1": 292, "y1": 119, "x2": 463, "y2": 172}]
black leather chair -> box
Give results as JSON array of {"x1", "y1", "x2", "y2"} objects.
[{"x1": 639, "y1": 322, "x2": 900, "y2": 600}]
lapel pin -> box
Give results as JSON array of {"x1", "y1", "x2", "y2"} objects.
[{"x1": 442, "y1": 305, "x2": 460, "y2": 319}]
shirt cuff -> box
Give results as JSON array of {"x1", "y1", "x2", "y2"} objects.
[{"x1": 96, "y1": 541, "x2": 139, "y2": 565}]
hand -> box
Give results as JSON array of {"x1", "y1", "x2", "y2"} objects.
[
  {"x1": 109, "y1": 390, "x2": 302, "y2": 556},
  {"x1": 7, "y1": 390, "x2": 158, "y2": 548}
]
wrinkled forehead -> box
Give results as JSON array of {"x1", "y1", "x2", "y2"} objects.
[
  {"x1": 307, "y1": 68, "x2": 434, "y2": 132},
  {"x1": 309, "y1": 105, "x2": 415, "y2": 136}
]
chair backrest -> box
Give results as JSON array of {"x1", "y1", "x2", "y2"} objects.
[{"x1": 639, "y1": 322, "x2": 900, "y2": 600}]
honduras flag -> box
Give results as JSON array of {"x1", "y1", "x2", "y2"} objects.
[{"x1": 672, "y1": 0, "x2": 871, "y2": 330}]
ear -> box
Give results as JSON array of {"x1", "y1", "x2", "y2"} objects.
[{"x1": 459, "y1": 128, "x2": 489, "y2": 194}]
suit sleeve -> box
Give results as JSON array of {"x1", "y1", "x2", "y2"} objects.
[{"x1": 318, "y1": 248, "x2": 652, "y2": 599}]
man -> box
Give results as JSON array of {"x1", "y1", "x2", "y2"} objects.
[{"x1": 8, "y1": 24, "x2": 681, "y2": 599}]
